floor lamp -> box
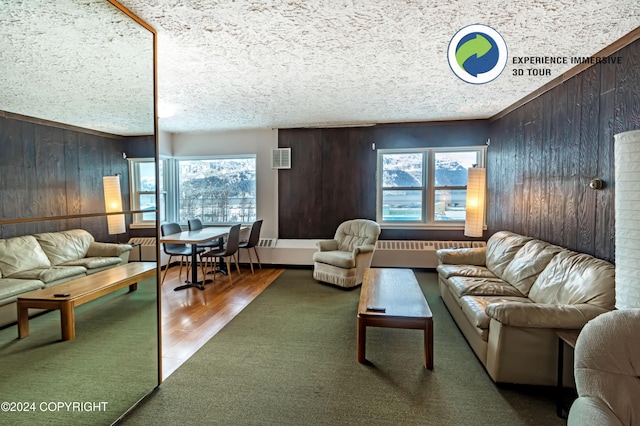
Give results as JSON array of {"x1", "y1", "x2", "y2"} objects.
[
  {"x1": 614, "y1": 129, "x2": 640, "y2": 309},
  {"x1": 464, "y1": 167, "x2": 486, "y2": 238},
  {"x1": 103, "y1": 175, "x2": 125, "y2": 242}
]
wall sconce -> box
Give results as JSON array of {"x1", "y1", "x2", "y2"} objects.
[
  {"x1": 589, "y1": 178, "x2": 603, "y2": 190},
  {"x1": 103, "y1": 175, "x2": 125, "y2": 235},
  {"x1": 464, "y1": 167, "x2": 486, "y2": 238},
  {"x1": 614, "y1": 129, "x2": 640, "y2": 309}
]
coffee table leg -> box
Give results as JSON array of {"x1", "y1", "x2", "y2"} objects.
[
  {"x1": 17, "y1": 302, "x2": 29, "y2": 339},
  {"x1": 424, "y1": 318, "x2": 434, "y2": 370},
  {"x1": 60, "y1": 302, "x2": 75, "y2": 341},
  {"x1": 357, "y1": 315, "x2": 366, "y2": 363}
]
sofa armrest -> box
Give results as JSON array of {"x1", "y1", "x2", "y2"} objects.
[
  {"x1": 86, "y1": 242, "x2": 132, "y2": 258},
  {"x1": 353, "y1": 244, "x2": 375, "y2": 255},
  {"x1": 485, "y1": 302, "x2": 610, "y2": 329},
  {"x1": 317, "y1": 240, "x2": 339, "y2": 252},
  {"x1": 436, "y1": 247, "x2": 486, "y2": 266},
  {"x1": 568, "y1": 397, "x2": 622, "y2": 426}
]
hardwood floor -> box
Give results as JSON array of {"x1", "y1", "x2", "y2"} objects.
[{"x1": 160, "y1": 261, "x2": 285, "y2": 380}]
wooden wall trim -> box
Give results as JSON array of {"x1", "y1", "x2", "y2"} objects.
[
  {"x1": 490, "y1": 26, "x2": 640, "y2": 122},
  {"x1": 0, "y1": 110, "x2": 128, "y2": 138},
  {"x1": 0, "y1": 210, "x2": 152, "y2": 226}
]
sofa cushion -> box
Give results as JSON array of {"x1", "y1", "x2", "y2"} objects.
[
  {"x1": 61, "y1": 256, "x2": 121, "y2": 270},
  {"x1": 436, "y1": 264, "x2": 496, "y2": 280},
  {"x1": 312, "y1": 250, "x2": 355, "y2": 269},
  {"x1": 447, "y1": 276, "x2": 525, "y2": 299},
  {"x1": 485, "y1": 231, "x2": 532, "y2": 279},
  {"x1": 86, "y1": 242, "x2": 132, "y2": 257},
  {"x1": 0, "y1": 278, "x2": 45, "y2": 305},
  {"x1": 528, "y1": 251, "x2": 615, "y2": 309},
  {"x1": 34, "y1": 229, "x2": 95, "y2": 266},
  {"x1": 335, "y1": 220, "x2": 380, "y2": 252},
  {"x1": 502, "y1": 240, "x2": 563, "y2": 296},
  {"x1": 436, "y1": 247, "x2": 486, "y2": 266},
  {"x1": 460, "y1": 295, "x2": 534, "y2": 334},
  {"x1": 0, "y1": 235, "x2": 52, "y2": 277},
  {"x1": 10, "y1": 266, "x2": 86, "y2": 284}
]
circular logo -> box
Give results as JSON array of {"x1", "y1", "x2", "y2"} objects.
[{"x1": 447, "y1": 24, "x2": 508, "y2": 84}]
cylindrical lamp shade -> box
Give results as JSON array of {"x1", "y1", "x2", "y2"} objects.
[
  {"x1": 614, "y1": 129, "x2": 640, "y2": 309},
  {"x1": 103, "y1": 175, "x2": 125, "y2": 235},
  {"x1": 464, "y1": 167, "x2": 486, "y2": 238}
]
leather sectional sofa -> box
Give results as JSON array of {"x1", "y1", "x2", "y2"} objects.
[
  {"x1": 0, "y1": 229, "x2": 132, "y2": 327},
  {"x1": 436, "y1": 230, "x2": 615, "y2": 386}
]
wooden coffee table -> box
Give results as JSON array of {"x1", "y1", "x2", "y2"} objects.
[
  {"x1": 17, "y1": 262, "x2": 156, "y2": 341},
  {"x1": 357, "y1": 268, "x2": 433, "y2": 369}
]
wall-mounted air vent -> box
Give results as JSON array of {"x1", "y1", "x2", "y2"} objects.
[{"x1": 272, "y1": 148, "x2": 291, "y2": 169}]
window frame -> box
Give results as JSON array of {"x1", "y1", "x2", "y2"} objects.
[
  {"x1": 173, "y1": 155, "x2": 258, "y2": 226},
  {"x1": 376, "y1": 146, "x2": 486, "y2": 229},
  {"x1": 128, "y1": 157, "x2": 167, "y2": 228}
]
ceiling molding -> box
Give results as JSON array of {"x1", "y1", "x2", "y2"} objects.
[{"x1": 490, "y1": 26, "x2": 640, "y2": 122}]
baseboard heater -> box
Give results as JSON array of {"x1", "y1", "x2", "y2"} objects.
[
  {"x1": 244, "y1": 239, "x2": 486, "y2": 268},
  {"x1": 128, "y1": 238, "x2": 486, "y2": 269},
  {"x1": 127, "y1": 237, "x2": 170, "y2": 267},
  {"x1": 371, "y1": 240, "x2": 486, "y2": 268}
]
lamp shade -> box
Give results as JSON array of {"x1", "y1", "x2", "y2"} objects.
[
  {"x1": 614, "y1": 129, "x2": 640, "y2": 309},
  {"x1": 464, "y1": 167, "x2": 486, "y2": 238},
  {"x1": 103, "y1": 175, "x2": 125, "y2": 235}
]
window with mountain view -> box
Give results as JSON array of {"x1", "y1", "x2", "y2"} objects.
[
  {"x1": 377, "y1": 147, "x2": 486, "y2": 226},
  {"x1": 177, "y1": 157, "x2": 256, "y2": 224},
  {"x1": 129, "y1": 159, "x2": 166, "y2": 226}
]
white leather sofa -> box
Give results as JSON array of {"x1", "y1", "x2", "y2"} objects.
[
  {"x1": 0, "y1": 229, "x2": 132, "y2": 327},
  {"x1": 436, "y1": 230, "x2": 615, "y2": 386}
]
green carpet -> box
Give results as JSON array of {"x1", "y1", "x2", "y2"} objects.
[
  {"x1": 121, "y1": 269, "x2": 564, "y2": 426},
  {"x1": 0, "y1": 278, "x2": 158, "y2": 426}
]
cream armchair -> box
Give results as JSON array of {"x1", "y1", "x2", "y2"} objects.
[
  {"x1": 568, "y1": 309, "x2": 640, "y2": 426},
  {"x1": 312, "y1": 219, "x2": 381, "y2": 288}
]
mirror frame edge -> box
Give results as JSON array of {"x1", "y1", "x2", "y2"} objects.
[{"x1": 106, "y1": 0, "x2": 162, "y2": 390}]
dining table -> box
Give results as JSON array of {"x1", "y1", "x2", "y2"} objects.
[{"x1": 160, "y1": 225, "x2": 247, "y2": 291}]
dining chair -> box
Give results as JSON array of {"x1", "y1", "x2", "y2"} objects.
[
  {"x1": 201, "y1": 223, "x2": 242, "y2": 286},
  {"x1": 187, "y1": 218, "x2": 221, "y2": 251},
  {"x1": 160, "y1": 222, "x2": 205, "y2": 285},
  {"x1": 238, "y1": 219, "x2": 263, "y2": 274}
]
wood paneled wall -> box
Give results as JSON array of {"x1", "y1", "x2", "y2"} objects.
[
  {"x1": 278, "y1": 121, "x2": 489, "y2": 239},
  {"x1": 0, "y1": 114, "x2": 135, "y2": 242},
  {"x1": 487, "y1": 39, "x2": 640, "y2": 262}
]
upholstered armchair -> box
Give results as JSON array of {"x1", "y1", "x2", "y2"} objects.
[
  {"x1": 567, "y1": 309, "x2": 640, "y2": 426},
  {"x1": 312, "y1": 219, "x2": 381, "y2": 288}
]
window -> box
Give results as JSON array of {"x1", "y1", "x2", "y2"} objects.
[
  {"x1": 129, "y1": 156, "x2": 257, "y2": 227},
  {"x1": 176, "y1": 156, "x2": 256, "y2": 224},
  {"x1": 128, "y1": 158, "x2": 166, "y2": 226},
  {"x1": 377, "y1": 147, "x2": 486, "y2": 227}
]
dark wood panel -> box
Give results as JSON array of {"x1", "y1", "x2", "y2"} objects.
[
  {"x1": 596, "y1": 63, "x2": 615, "y2": 261},
  {"x1": 487, "y1": 38, "x2": 640, "y2": 262},
  {"x1": 278, "y1": 121, "x2": 489, "y2": 239},
  {"x1": 576, "y1": 65, "x2": 600, "y2": 253},
  {"x1": 278, "y1": 129, "x2": 323, "y2": 238},
  {"x1": 545, "y1": 83, "x2": 567, "y2": 248},
  {"x1": 0, "y1": 114, "x2": 136, "y2": 242}
]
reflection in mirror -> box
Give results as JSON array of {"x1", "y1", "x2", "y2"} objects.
[{"x1": 0, "y1": 0, "x2": 158, "y2": 424}]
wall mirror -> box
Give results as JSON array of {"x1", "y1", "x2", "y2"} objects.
[{"x1": 0, "y1": 0, "x2": 158, "y2": 424}]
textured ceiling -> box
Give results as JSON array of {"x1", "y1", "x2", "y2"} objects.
[
  {"x1": 2, "y1": 1, "x2": 639, "y2": 135},
  {"x1": 121, "y1": 0, "x2": 640, "y2": 133},
  {"x1": 0, "y1": 0, "x2": 154, "y2": 136}
]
